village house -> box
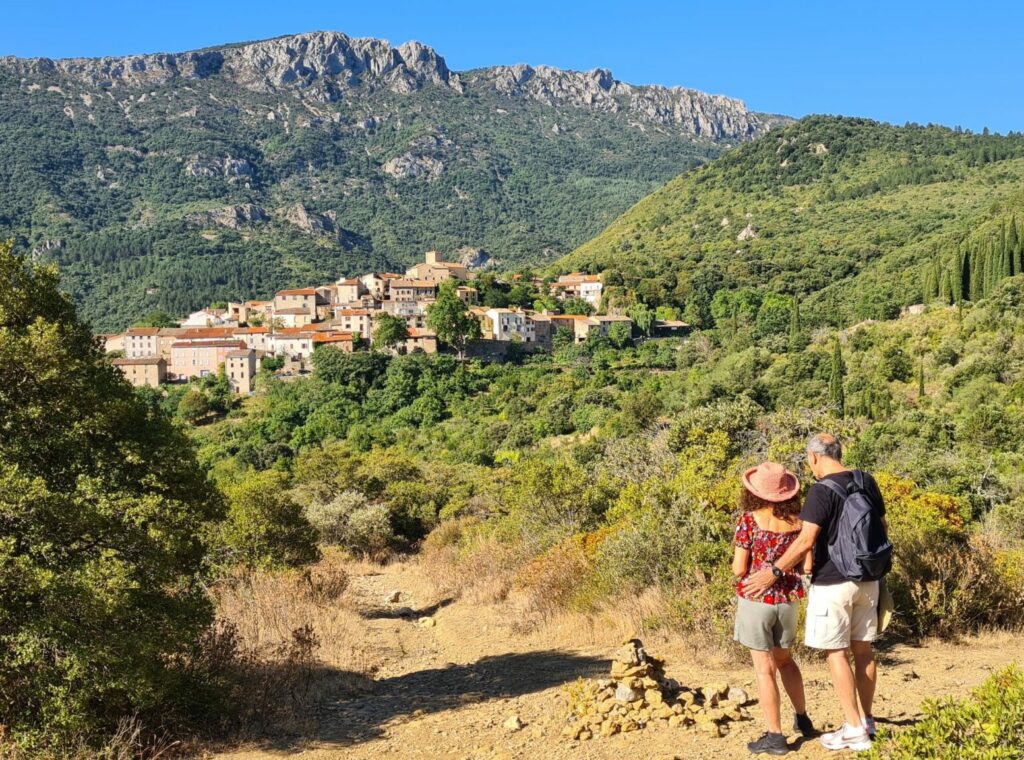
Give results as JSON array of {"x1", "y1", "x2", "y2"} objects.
[
  {"x1": 156, "y1": 327, "x2": 187, "y2": 361},
  {"x1": 272, "y1": 288, "x2": 330, "y2": 320},
  {"x1": 100, "y1": 333, "x2": 125, "y2": 354},
  {"x1": 390, "y1": 279, "x2": 438, "y2": 302},
  {"x1": 112, "y1": 356, "x2": 166, "y2": 388},
  {"x1": 273, "y1": 307, "x2": 315, "y2": 328},
  {"x1": 181, "y1": 308, "x2": 228, "y2": 327},
  {"x1": 233, "y1": 325, "x2": 270, "y2": 352},
  {"x1": 333, "y1": 308, "x2": 373, "y2": 340},
  {"x1": 651, "y1": 319, "x2": 691, "y2": 338},
  {"x1": 267, "y1": 328, "x2": 314, "y2": 361},
  {"x1": 589, "y1": 314, "x2": 635, "y2": 338},
  {"x1": 549, "y1": 314, "x2": 597, "y2": 343},
  {"x1": 124, "y1": 327, "x2": 161, "y2": 358},
  {"x1": 312, "y1": 331, "x2": 356, "y2": 353},
  {"x1": 359, "y1": 272, "x2": 402, "y2": 300},
  {"x1": 404, "y1": 327, "x2": 438, "y2": 354},
  {"x1": 381, "y1": 299, "x2": 430, "y2": 329},
  {"x1": 334, "y1": 278, "x2": 366, "y2": 305},
  {"x1": 456, "y1": 285, "x2": 479, "y2": 304},
  {"x1": 529, "y1": 313, "x2": 553, "y2": 349},
  {"x1": 404, "y1": 250, "x2": 470, "y2": 282},
  {"x1": 555, "y1": 273, "x2": 604, "y2": 308},
  {"x1": 225, "y1": 349, "x2": 258, "y2": 395},
  {"x1": 485, "y1": 308, "x2": 536, "y2": 343},
  {"x1": 170, "y1": 339, "x2": 247, "y2": 380}
]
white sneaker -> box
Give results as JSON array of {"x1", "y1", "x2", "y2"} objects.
[
  {"x1": 820, "y1": 724, "x2": 873, "y2": 751},
  {"x1": 863, "y1": 716, "x2": 876, "y2": 737}
]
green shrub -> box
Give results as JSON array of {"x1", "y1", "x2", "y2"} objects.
[
  {"x1": 344, "y1": 504, "x2": 395, "y2": 559},
  {"x1": 304, "y1": 491, "x2": 369, "y2": 545},
  {"x1": 0, "y1": 243, "x2": 225, "y2": 749},
  {"x1": 216, "y1": 471, "x2": 320, "y2": 570},
  {"x1": 867, "y1": 665, "x2": 1024, "y2": 759}
]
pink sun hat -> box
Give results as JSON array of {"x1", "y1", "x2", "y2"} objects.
[{"x1": 742, "y1": 461, "x2": 800, "y2": 502}]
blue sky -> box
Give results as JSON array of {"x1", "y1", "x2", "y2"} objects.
[{"x1": 3, "y1": 0, "x2": 1020, "y2": 133}]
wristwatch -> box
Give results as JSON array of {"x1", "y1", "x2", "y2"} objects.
[{"x1": 770, "y1": 564, "x2": 785, "y2": 579}]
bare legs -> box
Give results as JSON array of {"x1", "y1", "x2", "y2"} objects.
[
  {"x1": 826, "y1": 647, "x2": 866, "y2": 727},
  {"x1": 774, "y1": 647, "x2": 808, "y2": 716},
  {"x1": 850, "y1": 640, "x2": 876, "y2": 719},
  {"x1": 750, "y1": 647, "x2": 807, "y2": 734}
]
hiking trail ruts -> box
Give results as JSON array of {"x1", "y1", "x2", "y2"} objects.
[{"x1": 216, "y1": 562, "x2": 1024, "y2": 760}]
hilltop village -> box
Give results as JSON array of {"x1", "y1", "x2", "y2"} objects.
[{"x1": 102, "y1": 251, "x2": 690, "y2": 393}]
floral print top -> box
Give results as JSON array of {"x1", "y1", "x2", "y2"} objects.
[{"x1": 733, "y1": 511, "x2": 805, "y2": 605}]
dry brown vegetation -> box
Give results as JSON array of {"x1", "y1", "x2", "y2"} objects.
[{"x1": 205, "y1": 549, "x2": 375, "y2": 742}]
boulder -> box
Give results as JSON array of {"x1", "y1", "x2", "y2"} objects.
[{"x1": 503, "y1": 715, "x2": 523, "y2": 732}]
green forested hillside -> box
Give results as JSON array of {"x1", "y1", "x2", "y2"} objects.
[
  {"x1": 559, "y1": 116, "x2": 1024, "y2": 327},
  {"x1": 0, "y1": 32, "x2": 781, "y2": 330}
]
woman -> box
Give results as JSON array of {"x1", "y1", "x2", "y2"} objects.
[{"x1": 733, "y1": 461, "x2": 816, "y2": 756}]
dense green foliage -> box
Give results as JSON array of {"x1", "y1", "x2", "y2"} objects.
[
  {"x1": 559, "y1": 116, "x2": 1024, "y2": 328},
  {"x1": 193, "y1": 277, "x2": 1024, "y2": 641},
  {"x1": 0, "y1": 242, "x2": 224, "y2": 747},
  {"x1": 868, "y1": 666, "x2": 1024, "y2": 759},
  {"x1": 0, "y1": 59, "x2": 743, "y2": 329}
]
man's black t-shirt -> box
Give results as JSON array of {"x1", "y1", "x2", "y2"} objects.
[{"x1": 800, "y1": 470, "x2": 886, "y2": 585}]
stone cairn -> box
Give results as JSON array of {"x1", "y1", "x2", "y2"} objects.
[{"x1": 561, "y1": 638, "x2": 752, "y2": 741}]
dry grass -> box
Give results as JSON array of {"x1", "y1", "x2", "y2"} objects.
[
  {"x1": 420, "y1": 519, "x2": 525, "y2": 605},
  {"x1": 209, "y1": 549, "x2": 374, "y2": 740}
]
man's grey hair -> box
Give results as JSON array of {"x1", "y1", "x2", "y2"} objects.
[{"x1": 808, "y1": 433, "x2": 843, "y2": 461}]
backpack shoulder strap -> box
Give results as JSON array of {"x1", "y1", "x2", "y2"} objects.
[
  {"x1": 818, "y1": 477, "x2": 849, "y2": 501},
  {"x1": 852, "y1": 470, "x2": 866, "y2": 490}
]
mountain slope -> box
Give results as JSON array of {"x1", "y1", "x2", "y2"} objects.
[
  {"x1": 0, "y1": 31, "x2": 785, "y2": 329},
  {"x1": 558, "y1": 116, "x2": 1024, "y2": 325}
]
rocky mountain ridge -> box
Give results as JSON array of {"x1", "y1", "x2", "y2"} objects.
[{"x1": 2, "y1": 31, "x2": 777, "y2": 139}]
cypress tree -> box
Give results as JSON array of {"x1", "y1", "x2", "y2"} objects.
[
  {"x1": 1009, "y1": 218, "x2": 1019, "y2": 276},
  {"x1": 959, "y1": 248, "x2": 971, "y2": 302},
  {"x1": 828, "y1": 337, "x2": 846, "y2": 416},
  {"x1": 969, "y1": 248, "x2": 982, "y2": 301},
  {"x1": 918, "y1": 358, "x2": 926, "y2": 398},
  {"x1": 939, "y1": 268, "x2": 952, "y2": 304}
]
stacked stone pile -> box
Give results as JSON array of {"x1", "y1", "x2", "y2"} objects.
[{"x1": 562, "y1": 638, "x2": 752, "y2": 741}]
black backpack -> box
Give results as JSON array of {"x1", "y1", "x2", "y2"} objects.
[{"x1": 819, "y1": 471, "x2": 893, "y2": 581}]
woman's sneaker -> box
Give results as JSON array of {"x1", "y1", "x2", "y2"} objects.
[
  {"x1": 863, "y1": 716, "x2": 876, "y2": 737},
  {"x1": 820, "y1": 724, "x2": 873, "y2": 751},
  {"x1": 747, "y1": 732, "x2": 790, "y2": 755},
  {"x1": 793, "y1": 712, "x2": 817, "y2": 737}
]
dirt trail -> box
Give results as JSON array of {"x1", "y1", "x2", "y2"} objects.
[{"x1": 217, "y1": 562, "x2": 1023, "y2": 759}]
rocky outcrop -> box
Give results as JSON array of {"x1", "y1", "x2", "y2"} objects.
[
  {"x1": 457, "y1": 246, "x2": 492, "y2": 269},
  {"x1": 2, "y1": 32, "x2": 460, "y2": 101},
  {"x1": 276, "y1": 203, "x2": 339, "y2": 238},
  {"x1": 382, "y1": 153, "x2": 445, "y2": 180},
  {"x1": 469, "y1": 64, "x2": 774, "y2": 139},
  {"x1": 188, "y1": 204, "x2": 268, "y2": 229},
  {"x1": 2, "y1": 31, "x2": 783, "y2": 139},
  {"x1": 184, "y1": 156, "x2": 254, "y2": 183}
]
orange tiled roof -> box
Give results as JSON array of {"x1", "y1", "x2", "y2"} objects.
[
  {"x1": 234, "y1": 326, "x2": 270, "y2": 334},
  {"x1": 276, "y1": 288, "x2": 317, "y2": 296},
  {"x1": 126, "y1": 327, "x2": 161, "y2": 336},
  {"x1": 391, "y1": 279, "x2": 437, "y2": 288},
  {"x1": 313, "y1": 332, "x2": 354, "y2": 343},
  {"x1": 112, "y1": 356, "x2": 165, "y2": 365},
  {"x1": 179, "y1": 327, "x2": 236, "y2": 339},
  {"x1": 171, "y1": 340, "x2": 247, "y2": 349}
]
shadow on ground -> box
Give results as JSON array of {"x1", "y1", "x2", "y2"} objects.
[
  {"x1": 359, "y1": 597, "x2": 456, "y2": 620},
  {"x1": 249, "y1": 649, "x2": 606, "y2": 751}
]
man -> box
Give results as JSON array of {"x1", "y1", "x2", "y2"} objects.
[{"x1": 742, "y1": 433, "x2": 887, "y2": 752}]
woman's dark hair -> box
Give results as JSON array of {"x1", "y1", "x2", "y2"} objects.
[{"x1": 741, "y1": 488, "x2": 802, "y2": 521}]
